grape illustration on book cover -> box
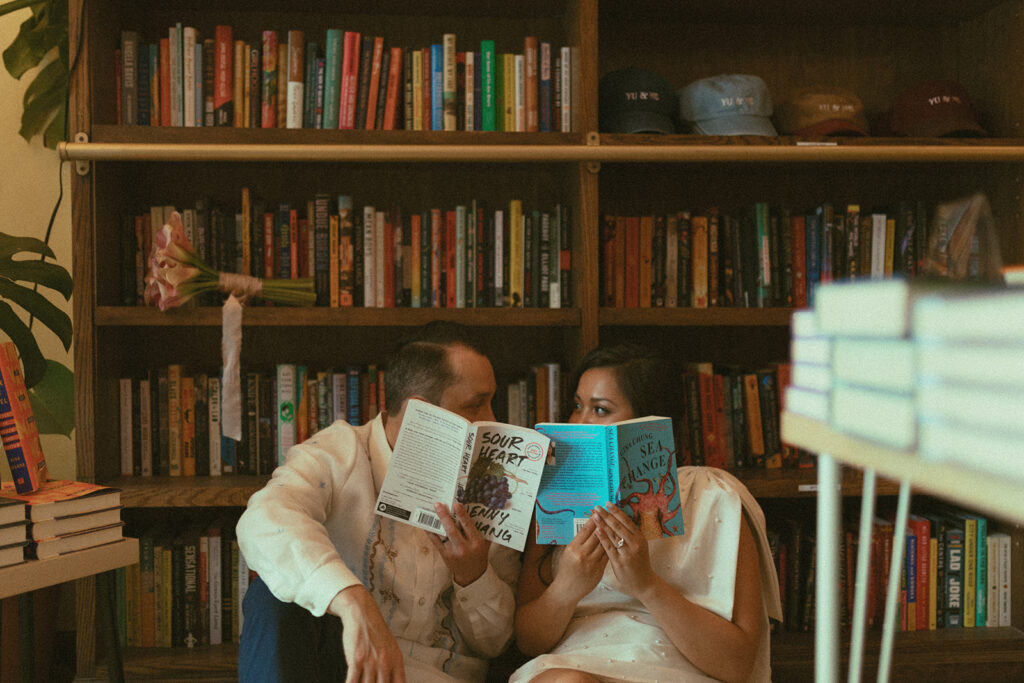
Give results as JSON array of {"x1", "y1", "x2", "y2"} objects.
[{"x1": 534, "y1": 416, "x2": 683, "y2": 545}]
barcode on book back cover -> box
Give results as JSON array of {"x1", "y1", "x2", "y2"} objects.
[
  {"x1": 573, "y1": 518, "x2": 589, "y2": 537},
  {"x1": 416, "y1": 509, "x2": 442, "y2": 530}
]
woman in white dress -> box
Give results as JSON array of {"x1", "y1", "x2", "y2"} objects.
[{"x1": 511, "y1": 345, "x2": 783, "y2": 683}]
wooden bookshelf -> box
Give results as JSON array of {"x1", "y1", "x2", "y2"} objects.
[{"x1": 66, "y1": 0, "x2": 1024, "y2": 678}]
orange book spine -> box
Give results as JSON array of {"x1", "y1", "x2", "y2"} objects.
[
  {"x1": 0, "y1": 342, "x2": 48, "y2": 493},
  {"x1": 339, "y1": 31, "x2": 361, "y2": 129},
  {"x1": 364, "y1": 36, "x2": 385, "y2": 129},
  {"x1": 382, "y1": 47, "x2": 403, "y2": 130},
  {"x1": 523, "y1": 36, "x2": 539, "y2": 132},
  {"x1": 159, "y1": 38, "x2": 171, "y2": 127}
]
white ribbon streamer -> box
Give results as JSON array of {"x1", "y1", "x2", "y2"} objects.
[{"x1": 221, "y1": 294, "x2": 243, "y2": 441}]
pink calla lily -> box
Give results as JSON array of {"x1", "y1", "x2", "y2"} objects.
[{"x1": 143, "y1": 211, "x2": 315, "y2": 311}]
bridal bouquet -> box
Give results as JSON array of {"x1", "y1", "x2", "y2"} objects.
[{"x1": 144, "y1": 210, "x2": 315, "y2": 309}]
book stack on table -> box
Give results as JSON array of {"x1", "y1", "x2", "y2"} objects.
[
  {"x1": 788, "y1": 279, "x2": 1024, "y2": 484},
  {"x1": 913, "y1": 288, "x2": 1024, "y2": 484},
  {"x1": 0, "y1": 479, "x2": 124, "y2": 561}
]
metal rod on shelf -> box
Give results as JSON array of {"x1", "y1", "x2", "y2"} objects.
[
  {"x1": 848, "y1": 469, "x2": 878, "y2": 683},
  {"x1": 878, "y1": 479, "x2": 913, "y2": 683},
  {"x1": 57, "y1": 141, "x2": 1024, "y2": 164},
  {"x1": 816, "y1": 453, "x2": 842, "y2": 683}
]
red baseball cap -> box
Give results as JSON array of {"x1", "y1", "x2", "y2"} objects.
[{"x1": 890, "y1": 80, "x2": 986, "y2": 137}]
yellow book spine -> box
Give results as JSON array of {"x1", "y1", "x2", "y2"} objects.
[{"x1": 509, "y1": 199, "x2": 523, "y2": 307}]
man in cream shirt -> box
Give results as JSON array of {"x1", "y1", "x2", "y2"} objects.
[{"x1": 237, "y1": 322, "x2": 518, "y2": 682}]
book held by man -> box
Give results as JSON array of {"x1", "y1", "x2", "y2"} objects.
[
  {"x1": 533, "y1": 416, "x2": 683, "y2": 545},
  {"x1": 374, "y1": 398, "x2": 551, "y2": 551}
]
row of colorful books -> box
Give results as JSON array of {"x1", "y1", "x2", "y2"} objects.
[
  {"x1": 767, "y1": 505, "x2": 1013, "y2": 634},
  {"x1": 788, "y1": 279, "x2": 1024, "y2": 485},
  {"x1": 678, "y1": 362, "x2": 814, "y2": 470},
  {"x1": 113, "y1": 517, "x2": 247, "y2": 649},
  {"x1": 119, "y1": 26, "x2": 574, "y2": 132},
  {"x1": 600, "y1": 200, "x2": 931, "y2": 310},
  {"x1": 123, "y1": 196, "x2": 573, "y2": 309},
  {"x1": 0, "y1": 480, "x2": 123, "y2": 568},
  {"x1": 118, "y1": 361, "x2": 565, "y2": 478}
]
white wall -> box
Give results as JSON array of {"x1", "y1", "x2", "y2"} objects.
[{"x1": 0, "y1": 14, "x2": 76, "y2": 480}]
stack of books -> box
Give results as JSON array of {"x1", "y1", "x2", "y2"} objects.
[
  {"x1": 788, "y1": 279, "x2": 1023, "y2": 484},
  {"x1": 0, "y1": 496, "x2": 28, "y2": 568},
  {"x1": 0, "y1": 480, "x2": 123, "y2": 561},
  {"x1": 812, "y1": 279, "x2": 922, "y2": 450},
  {"x1": 787, "y1": 309, "x2": 831, "y2": 423},
  {"x1": 914, "y1": 287, "x2": 1024, "y2": 483}
]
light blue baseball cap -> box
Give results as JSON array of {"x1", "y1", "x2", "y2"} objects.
[{"x1": 678, "y1": 74, "x2": 778, "y2": 136}]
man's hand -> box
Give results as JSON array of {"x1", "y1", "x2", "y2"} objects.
[
  {"x1": 427, "y1": 502, "x2": 490, "y2": 586},
  {"x1": 328, "y1": 585, "x2": 406, "y2": 683}
]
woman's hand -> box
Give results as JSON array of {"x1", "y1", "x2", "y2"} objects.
[
  {"x1": 549, "y1": 516, "x2": 608, "y2": 603},
  {"x1": 591, "y1": 503, "x2": 659, "y2": 599}
]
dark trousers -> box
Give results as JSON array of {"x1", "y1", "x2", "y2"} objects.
[{"x1": 238, "y1": 575, "x2": 347, "y2": 682}]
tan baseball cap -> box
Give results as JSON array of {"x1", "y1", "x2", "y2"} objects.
[{"x1": 775, "y1": 88, "x2": 870, "y2": 136}]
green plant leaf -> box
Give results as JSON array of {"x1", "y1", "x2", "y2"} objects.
[
  {"x1": 1, "y1": 2, "x2": 52, "y2": 79},
  {"x1": 19, "y1": 64, "x2": 63, "y2": 140},
  {"x1": 27, "y1": 358, "x2": 73, "y2": 437},
  {"x1": 0, "y1": 279, "x2": 71, "y2": 349},
  {"x1": 0, "y1": 299, "x2": 45, "y2": 386},
  {"x1": 0, "y1": 232, "x2": 56, "y2": 260},
  {"x1": 0, "y1": 260, "x2": 72, "y2": 296}
]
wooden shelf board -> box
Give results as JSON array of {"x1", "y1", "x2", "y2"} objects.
[
  {"x1": 771, "y1": 627, "x2": 1024, "y2": 681},
  {"x1": 599, "y1": 307, "x2": 793, "y2": 327},
  {"x1": 735, "y1": 467, "x2": 900, "y2": 499},
  {"x1": 96, "y1": 306, "x2": 580, "y2": 327},
  {"x1": 109, "y1": 476, "x2": 268, "y2": 508},
  {"x1": 781, "y1": 413, "x2": 1024, "y2": 524},
  {"x1": 0, "y1": 538, "x2": 139, "y2": 599},
  {"x1": 90, "y1": 643, "x2": 239, "y2": 682}
]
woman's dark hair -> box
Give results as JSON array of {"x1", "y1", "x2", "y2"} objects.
[
  {"x1": 384, "y1": 321, "x2": 488, "y2": 414},
  {"x1": 570, "y1": 343, "x2": 683, "y2": 424}
]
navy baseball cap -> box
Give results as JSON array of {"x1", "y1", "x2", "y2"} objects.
[
  {"x1": 678, "y1": 74, "x2": 778, "y2": 136},
  {"x1": 599, "y1": 68, "x2": 678, "y2": 134}
]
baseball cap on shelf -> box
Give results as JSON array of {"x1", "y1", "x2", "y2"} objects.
[
  {"x1": 889, "y1": 80, "x2": 987, "y2": 137},
  {"x1": 775, "y1": 88, "x2": 870, "y2": 136},
  {"x1": 599, "y1": 68, "x2": 678, "y2": 134},
  {"x1": 677, "y1": 74, "x2": 778, "y2": 136}
]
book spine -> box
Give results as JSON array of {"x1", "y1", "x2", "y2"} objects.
[
  {"x1": 339, "y1": 31, "x2": 361, "y2": 129},
  {"x1": 442, "y1": 34, "x2": 457, "y2": 131},
  {"x1": 213, "y1": 26, "x2": 233, "y2": 126},
  {"x1": 323, "y1": 29, "x2": 342, "y2": 129},
  {"x1": 524, "y1": 36, "x2": 538, "y2": 132},
  {"x1": 260, "y1": 31, "x2": 278, "y2": 128},
  {"x1": 208, "y1": 376, "x2": 222, "y2": 476},
  {"x1": 480, "y1": 40, "x2": 496, "y2": 131},
  {"x1": 276, "y1": 364, "x2": 296, "y2": 466},
  {"x1": 286, "y1": 30, "x2": 305, "y2": 129}
]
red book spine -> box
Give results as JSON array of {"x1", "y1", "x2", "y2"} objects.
[
  {"x1": 445, "y1": 210, "x2": 457, "y2": 308},
  {"x1": 791, "y1": 215, "x2": 808, "y2": 308},
  {"x1": 339, "y1": 31, "x2": 361, "y2": 129},
  {"x1": 382, "y1": 47, "x2": 403, "y2": 130},
  {"x1": 430, "y1": 208, "x2": 442, "y2": 308},
  {"x1": 421, "y1": 47, "x2": 431, "y2": 132},
  {"x1": 263, "y1": 212, "x2": 275, "y2": 279},
  {"x1": 298, "y1": 218, "x2": 310, "y2": 278},
  {"x1": 364, "y1": 36, "x2": 384, "y2": 129},
  {"x1": 523, "y1": 36, "x2": 538, "y2": 132},
  {"x1": 159, "y1": 38, "x2": 171, "y2": 127},
  {"x1": 289, "y1": 210, "x2": 299, "y2": 278},
  {"x1": 260, "y1": 31, "x2": 278, "y2": 128},
  {"x1": 213, "y1": 25, "x2": 233, "y2": 126},
  {"x1": 708, "y1": 372, "x2": 728, "y2": 469}
]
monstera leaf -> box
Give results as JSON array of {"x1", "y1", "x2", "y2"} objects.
[
  {"x1": 0, "y1": 232, "x2": 72, "y2": 388},
  {"x1": 1, "y1": 0, "x2": 68, "y2": 148}
]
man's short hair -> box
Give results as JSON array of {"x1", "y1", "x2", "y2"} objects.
[{"x1": 385, "y1": 321, "x2": 487, "y2": 414}]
